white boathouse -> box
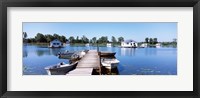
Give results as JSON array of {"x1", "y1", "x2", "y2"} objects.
[
  {"x1": 121, "y1": 40, "x2": 138, "y2": 48},
  {"x1": 49, "y1": 39, "x2": 62, "y2": 48}
]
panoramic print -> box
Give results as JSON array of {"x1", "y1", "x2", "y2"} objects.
[{"x1": 23, "y1": 22, "x2": 177, "y2": 75}]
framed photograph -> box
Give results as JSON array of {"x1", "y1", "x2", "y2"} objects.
[{"x1": 0, "y1": 0, "x2": 199, "y2": 98}]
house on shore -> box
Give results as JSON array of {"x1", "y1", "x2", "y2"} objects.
[
  {"x1": 49, "y1": 39, "x2": 62, "y2": 48},
  {"x1": 121, "y1": 39, "x2": 138, "y2": 48}
]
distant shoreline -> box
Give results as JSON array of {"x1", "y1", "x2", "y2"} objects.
[{"x1": 23, "y1": 42, "x2": 176, "y2": 48}]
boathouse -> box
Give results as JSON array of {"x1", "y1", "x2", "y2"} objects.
[
  {"x1": 49, "y1": 39, "x2": 62, "y2": 48},
  {"x1": 121, "y1": 39, "x2": 138, "y2": 48}
]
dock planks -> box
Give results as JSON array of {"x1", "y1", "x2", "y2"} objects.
[
  {"x1": 76, "y1": 50, "x2": 100, "y2": 69},
  {"x1": 66, "y1": 50, "x2": 101, "y2": 75},
  {"x1": 66, "y1": 68, "x2": 93, "y2": 75}
]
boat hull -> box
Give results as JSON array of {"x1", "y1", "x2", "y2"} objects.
[
  {"x1": 45, "y1": 62, "x2": 78, "y2": 75},
  {"x1": 101, "y1": 59, "x2": 120, "y2": 69},
  {"x1": 58, "y1": 52, "x2": 74, "y2": 59},
  {"x1": 100, "y1": 52, "x2": 116, "y2": 57}
]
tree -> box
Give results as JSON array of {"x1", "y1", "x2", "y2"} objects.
[
  {"x1": 66, "y1": 39, "x2": 69, "y2": 42},
  {"x1": 23, "y1": 32, "x2": 27, "y2": 39},
  {"x1": 75, "y1": 36, "x2": 82, "y2": 43},
  {"x1": 30, "y1": 38, "x2": 36, "y2": 43},
  {"x1": 97, "y1": 38, "x2": 101, "y2": 43},
  {"x1": 27, "y1": 38, "x2": 36, "y2": 43},
  {"x1": 53, "y1": 34, "x2": 60, "y2": 39},
  {"x1": 172, "y1": 38, "x2": 177, "y2": 46},
  {"x1": 81, "y1": 35, "x2": 89, "y2": 43},
  {"x1": 23, "y1": 32, "x2": 28, "y2": 43},
  {"x1": 105, "y1": 36, "x2": 108, "y2": 43},
  {"x1": 69, "y1": 36, "x2": 75, "y2": 43},
  {"x1": 35, "y1": 33, "x2": 46, "y2": 42},
  {"x1": 112, "y1": 36, "x2": 117, "y2": 43},
  {"x1": 149, "y1": 38, "x2": 153, "y2": 44},
  {"x1": 98, "y1": 36, "x2": 108, "y2": 43},
  {"x1": 85, "y1": 38, "x2": 89, "y2": 43},
  {"x1": 45, "y1": 34, "x2": 54, "y2": 42},
  {"x1": 118, "y1": 37, "x2": 124, "y2": 43},
  {"x1": 153, "y1": 38, "x2": 158, "y2": 44},
  {"x1": 145, "y1": 37, "x2": 149, "y2": 43},
  {"x1": 75, "y1": 36, "x2": 79, "y2": 43},
  {"x1": 92, "y1": 37, "x2": 97, "y2": 43},
  {"x1": 89, "y1": 39, "x2": 93, "y2": 43},
  {"x1": 60, "y1": 36, "x2": 66, "y2": 43}
]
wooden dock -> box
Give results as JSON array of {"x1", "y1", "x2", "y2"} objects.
[{"x1": 66, "y1": 50, "x2": 101, "y2": 75}]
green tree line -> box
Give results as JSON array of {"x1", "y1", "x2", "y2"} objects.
[
  {"x1": 145, "y1": 37, "x2": 158, "y2": 44},
  {"x1": 24, "y1": 32, "x2": 67, "y2": 43},
  {"x1": 68, "y1": 36, "x2": 124, "y2": 44},
  {"x1": 161, "y1": 38, "x2": 177, "y2": 47},
  {"x1": 23, "y1": 32, "x2": 124, "y2": 44}
]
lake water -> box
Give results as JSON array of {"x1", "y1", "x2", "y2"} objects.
[{"x1": 23, "y1": 45, "x2": 177, "y2": 75}]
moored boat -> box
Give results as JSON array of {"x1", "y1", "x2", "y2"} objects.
[
  {"x1": 156, "y1": 43, "x2": 161, "y2": 48},
  {"x1": 107, "y1": 43, "x2": 112, "y2": 47},
  {"x1": 44, "y1": 61, "x2": 78, "y2": 75},
  {"x1": 85, "y1": 43, "x2": 90, "y2": 47},
  {"x1": 57, "y1": 50, "x2": 75, "y2": 59},
  {"x1": 101, "y1": 58, "x2": 120, "y2": 69},
  {"x1": 100, "y1": 51, "x2": 116, "y2": 57},
  {"x1": 139, "y1": 43, "x2": 148, "y2": 48}
]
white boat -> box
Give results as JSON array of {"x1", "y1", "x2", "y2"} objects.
[
  {"x1": 140, "y1": 43, "x2": 148, "y2": 48},
  {"x1": 156, "y1": 43, "x2": 161, "y2": 48},
  {"x1": 101, "y1": 58, "x2": 120, "y2": 69},
  {"x1": 57, "y1": 50, "x2": 75, "y2": 59},
  {"x1": 107, "y1": 43, "x2": 112, "y2": 47},
  {"x1": 85, "y1": 43, "x2": 90, "y2": 47},
  {"x1": 79, "y1": 51, "x2": 86, "y2": 58},
  {"x1": 100, "y1": 51, "x2": 116, "y2": 57},
  {"x1": 45, "y1": 62, "x2": 78, "y2": 75}
]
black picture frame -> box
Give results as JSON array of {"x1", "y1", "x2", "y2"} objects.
[{"x1": 0, "y1": 0, "x2": 200, "y2": 98}]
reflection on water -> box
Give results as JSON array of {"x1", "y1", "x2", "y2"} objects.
[
  {"x1": 120, "y1": 48, "x2": 136, "y2": 56},
  {"x1": 116, "y1": 48, "x2": 177, "y2": 75},
  {"x1": 23, "y1": 45, "x2": 177, "y2": 75},
  {"x1": 144, "y1": 48, "x2": 157, "y2": 56},
  {"x1": 23, "y1": 46, "x2": 28, "y2": 57}
]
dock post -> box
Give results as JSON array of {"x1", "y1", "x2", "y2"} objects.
[
  {"x1": 97, "y1": 41, "x2": 99, "y2": 52},
  {"x1": 98, "y1": 52, "x2": 101, "y2": 75}
]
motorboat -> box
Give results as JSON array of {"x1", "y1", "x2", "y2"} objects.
[
  {"x1": 156, "y1": 43, "x2": 161, "y2": 48},
  {"x1": 85, "y1": 43, "x2": 90, "y2": 47},
  {"x1": 45, "y1": 61, "x2": 78, "y2": 75},
  {"x1": 107, "y1": 43, "x2": 112, "y2": 47},
  {"x1": 139, "y1": 43, "x2": 148, "y2": 48},
  {"x1": 78, "y1": 51, "x2": 86, "y2": 58},
  {"x1": 101, "y1": 58, "x2": 120, "y2": 69},
  {"x1": 100, "y1": 51, "x2": 116, "y2": 57},
  {"x1": 57, "y1": 50, "x2": 75, "y2": 59}
]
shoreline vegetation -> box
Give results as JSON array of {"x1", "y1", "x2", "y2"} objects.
[
  {"x1": 24, "y1": 43, "x2": 177, "y2": 48},
  {"x1": 23, "y1": 32, "x2": 177, "y2": 47}
]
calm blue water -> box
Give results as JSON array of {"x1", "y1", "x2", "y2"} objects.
[{"x1": 23, "y1": 45, "x2": 177, "y2": 75}]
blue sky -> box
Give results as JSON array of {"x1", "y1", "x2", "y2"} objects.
[{"x1": 23, "y1": 22, "x2": 177, "y2": 42}]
